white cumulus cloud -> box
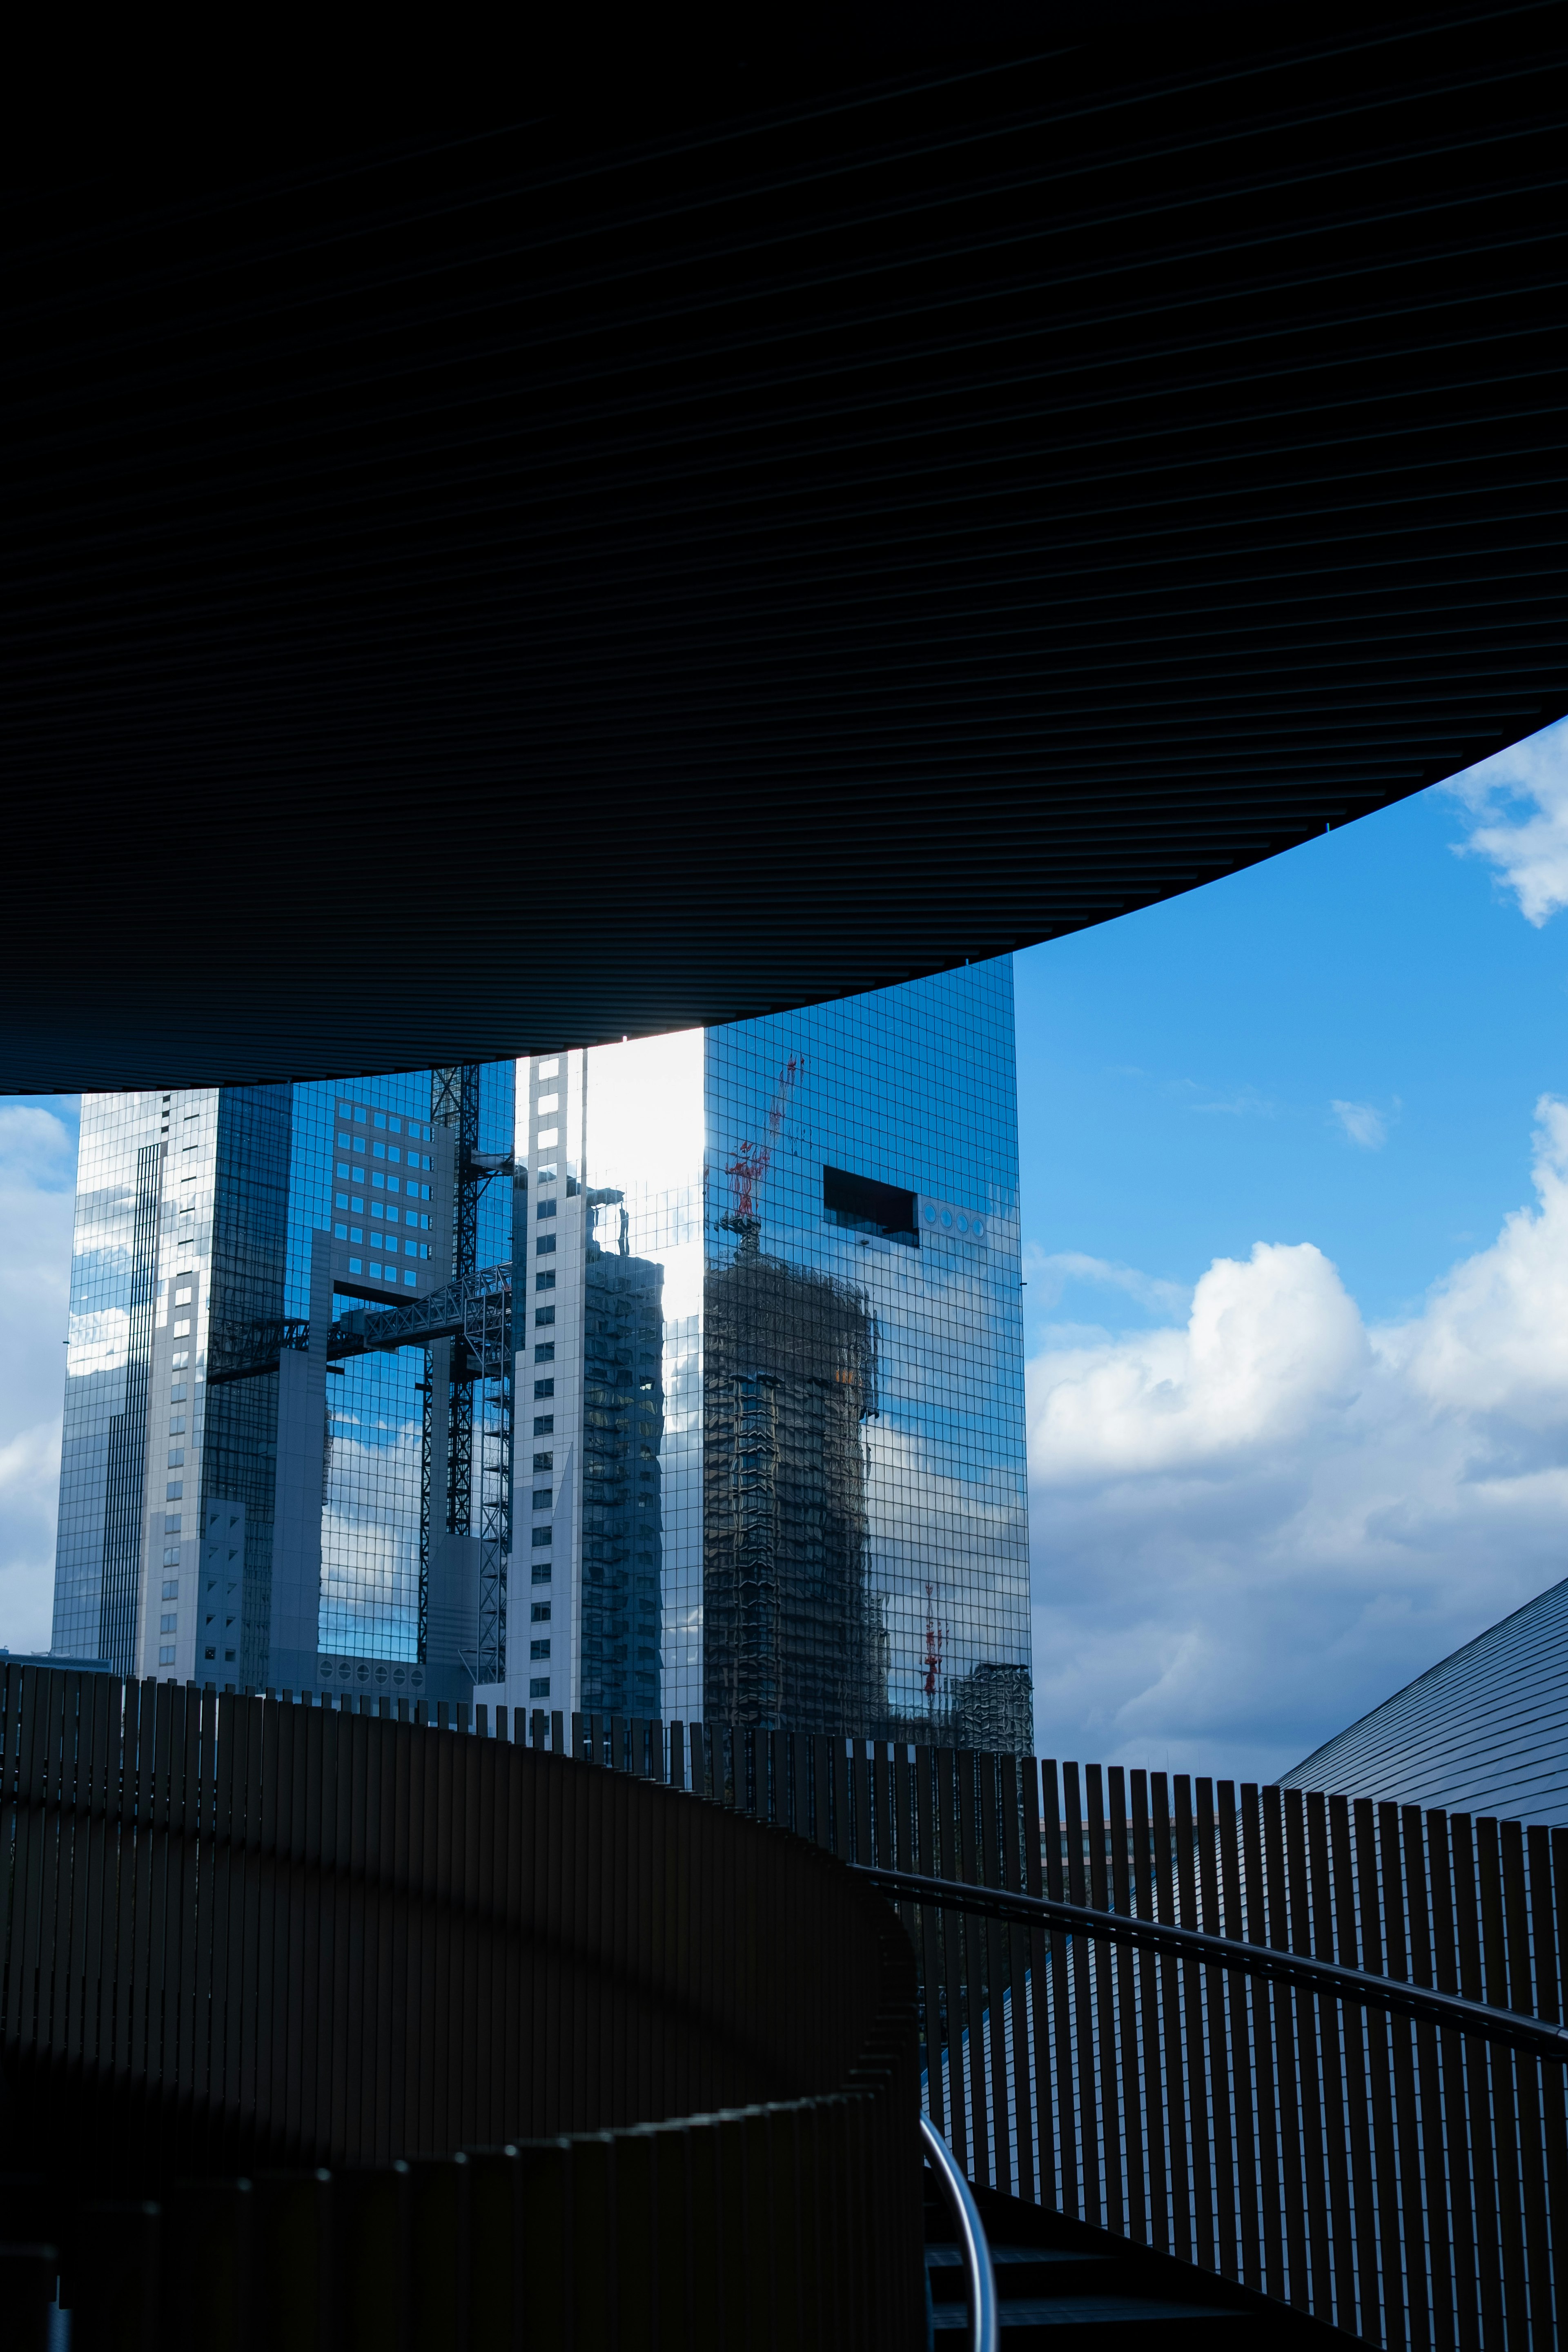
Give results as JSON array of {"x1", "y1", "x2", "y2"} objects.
[
  {"x1": 1447, "y1": 715, "x2": 1568, "y2": 926},
  {"x1": 1029, "y1": 1094, "x2": 1568, "y2": 1782}
]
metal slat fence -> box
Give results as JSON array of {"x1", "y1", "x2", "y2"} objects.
[
  {"x1": 7, "y1": 1666, "x2": 1564, "y2": 2346},
  {"x1": 501, "y1": 1703, "x2": 1561, "y2": 2351}
]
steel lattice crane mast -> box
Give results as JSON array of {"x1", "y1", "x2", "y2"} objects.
[{"x1": 723, "y1": 1052, "x2": 804, "y2": 1235}]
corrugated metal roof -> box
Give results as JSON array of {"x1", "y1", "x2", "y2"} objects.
[{"x1": 1279, "y1": 1578, "x2": 1568, "y2": 1826}]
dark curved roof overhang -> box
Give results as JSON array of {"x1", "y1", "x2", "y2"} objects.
[{"x1": 4, "y1": 0, "x2": 1564, "y2": 1089}]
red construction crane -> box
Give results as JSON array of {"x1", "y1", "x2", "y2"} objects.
[{"x1": 726, "y1": 1052, "x2": 804, "y2": 1223}]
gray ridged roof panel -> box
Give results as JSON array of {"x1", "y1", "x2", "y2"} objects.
[{"x1": 1279, "y1": 1579, "x2": 1568, "y2": 1826}]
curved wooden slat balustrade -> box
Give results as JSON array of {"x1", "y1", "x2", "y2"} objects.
[{"x1": 0, "y1": 1666, "x2": 922, "y2": 2348}]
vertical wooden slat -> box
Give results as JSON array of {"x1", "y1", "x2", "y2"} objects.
[
  {"x1": 1326, "y1": 1793, "x2": 1380, "y2": 2343},
  {"x1": 1022, "y1": 1758, "x2": 1056, "y2": 2210},
  {"x1": 1497, "y1": 1818, "x2": 1543, "y2": 2343},
  {"x1": 122, "y1": 1684, "x2": 156, "y2": 2145},
  {"x1": 1457, "y1": 1806, "x2": 1504, "y2": 2342},
  {"x1": 978, "y1": 1755, "x2": 1013, "y2": 2196},
  {"x1": 1375, "y1": 1800, "x2": 1429, "y2": 2352},
  {"x1": 1427, "y1": 1809, "x2": 1481, "y2": 2352},
  {"x1": 1503, "y1": 1818, "x2": 1551, "y2": 2347},
  {"x1": 1129, "y1": 1770, "x2": 1165, "y2": 2254},
  {"x1": 256, "y1": 1697, "x2": 287, "y2": 2164},
  {"x1": 1195, "y1": 1778, "x2": 1235, "y2": 2287},
  {"x1": 955, "y1": 1749, "x2": 989, "y2": 2183},
  {"x1": 1000, "y1": 1754, "x2": 1036, "y2": 2205},
  {"x1": 237, "y1": 1695, "x2": 269, "y2": 2169},
  {"x1": 1401, "y1": 1803, "x2": 1452, "y2": 2348},
  {"x1": 1452, "y1": 1809, "x2": 1504, "y2": 2340},
  {"x1": 60, "y1": 1675, "x2": 95, "y2": 2082},
  {"x1": 31, "y1": 1674, "x2": 67, "y2": 2076},
  {"x1": 1152, "y1": 1773, "x2": 1192, "y2": 2263},
  {"x1": 852, "y1": 1742, "x2": 872, "y2": 1871},
  {"x1": 1262, "y1": 1787, "x2": 1307, "y2": 2311},
  {"x1": 1239, "y1": 1785, "x2": 1282, "y2": 2301},
  {"x1": 76, "y1": 1675, "x2": 117, "y2": 2100},
  {"x1": 1215, "y1": 1781, "x2": 1258, "y2": 2295},
  {"x1": 1351, "y1": 1795, "x2": 1405, "y2": 2352},
  {"x1": 206, "y1": 1686, "x2": 237, "y2": 2167},
  {"x1": 886, "y1": 1743, "x2": 920, "y2": 2071},
  {"x1": 87, "y1": 1675, "x2": 118, "y2": 2117},
  {"x1": 1109, "y1": 1768, "x2": 1147, "y2": 2245},
  {"x1": 830, "y1": 1737, "x2": 850, "y2": 1859},
  {"x1": 936, "y1": 1747, "x2": 969, "y2": 2170},
  {"x1": 875, "y1": 1743, "x2": 896, "y2": 1869},
  {"x1": 1305, "y1": 1791, "x2": 1355, "y2": 2338},
  {"x1": 326, "y1": 1703, "x2": 356, "y2": 2162},
  {"x1": 369, "y1": 1703, "x2": 398, "y2": 2163},
  {"x1": 913, "y1": 1745, "x2": 945, "y2": 2141},
  {"x1": 163, "y1": 1684, "x2": 199, "y2": 2158},
  {"x1": 1174, "y1": 1777, "x2": 1212, "y2": 2272},
  {"x1": 785, "y1": 1731, "x2": 802, "y2": 1835},
  {"x1": 98, "y1": 1675, "x2": 129, "y2": 2098},
  {"x1": 1062, "y1": 1762, "x2": 1103, "y2": 2223},
  {"x1": 1545, "y1": 1826, "x2": 1568, "y2": 2352},
  {"x1": 1085, "y1": 1766, "x2": 1123, "y2": 2235},
  {"x1": 1475, "y1": 1814, "x2": 1527, "y2": 2341}
]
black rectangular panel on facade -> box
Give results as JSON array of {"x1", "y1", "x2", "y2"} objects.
[{"x1": 822, "y1": 1165, "x2": 918, "y2": 1243}]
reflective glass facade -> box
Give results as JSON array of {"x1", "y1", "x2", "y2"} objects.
[
  {"x1": 54, "y1": 1088, "x2": 224, "y2": 1679},
  {"x1": 483, "y1": 961, "x2": 1031, "y2": 1745},
  {"x1": 53, "y1": 1068, "x2": 513, "y2": 1697}
]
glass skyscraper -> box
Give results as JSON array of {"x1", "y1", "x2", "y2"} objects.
[
  {"x1": 52, "y1": 1067, "x2": 512, "y2": 1697},
  {"x1": 53, "y1": 964, "x2": 1030, "y2": 1742},
  {"x1": 481, "y1": 960, "x2": 1032, "y2": 1747}
]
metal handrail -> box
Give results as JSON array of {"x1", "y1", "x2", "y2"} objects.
[
  {"x1": 857, "y1": 1863, "x2": 1568, "y2": 2065},
  {"x1": 920, "y1": 2113, "x2": 999, "y2": 2352}
]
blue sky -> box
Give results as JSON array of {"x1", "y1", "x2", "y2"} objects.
[
  {"x1": 4, "y1": 717, "x2": 1568, "y2": 1784},
  {"x1": 1018, "y1": 716, "x2": 1568, "y2": 1782},
  {"x1": 1016, "y1": 749, "x2": 1568, "y2": 1334}
]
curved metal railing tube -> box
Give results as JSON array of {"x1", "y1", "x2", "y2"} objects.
[
  {"x1": 920, "y1": 2113, "x2": 999, "y2": 2352},
  {"x1": 856, "y1": 1863, "x2": 1568, "y2": 2066}
]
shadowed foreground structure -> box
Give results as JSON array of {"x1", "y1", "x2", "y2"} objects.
[
  {"x1": 4, "y1": 0, "x2": 1564, "y2": 1089},
  {"x1": 7, "y1": 1661, "x2": 1568, "y2": 2344},
  {"x1": 0, "y1": 1666, "x2": 921, "y2": 2347}
]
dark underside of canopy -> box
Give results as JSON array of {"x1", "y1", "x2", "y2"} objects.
[{"x1": 4, "y1": 1, "x2": 1564, "y2": 1090}]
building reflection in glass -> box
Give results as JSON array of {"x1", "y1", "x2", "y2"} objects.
[{"x1": 492, "y1": 961, "x2": 1031, "y2": 1749}]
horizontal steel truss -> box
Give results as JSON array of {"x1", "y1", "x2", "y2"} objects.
[{"x1": 208, "y1": 1264, "x2": 513, "y2": 1385}]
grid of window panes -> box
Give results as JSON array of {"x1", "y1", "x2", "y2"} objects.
[
  {"x1": 292, "y1": 1077, "x2": 433, "y2": 1662},
  {"x1": 200, "y1": 1085, "x2": 290, "y2": 1685},
  {"x1": 702, "y1": 958, "x2": 1031, "y2": 1744},
  {"x1": 53, "y1": 1089, "x2": 224, "y2": 1675},
  {"x1": 53, "y1": 1093, "x2": 159, "y2": 1659},
  {"x1": 471, "y1": 1061, "x2": 517, "y2": 1683},
  {"x1": 291, "y1": 1070, "x2": 514, "y2": 1664}
]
